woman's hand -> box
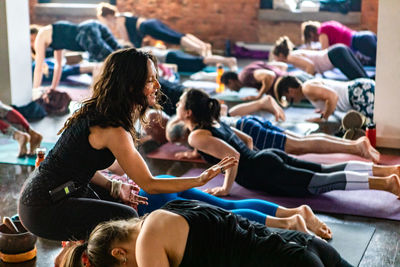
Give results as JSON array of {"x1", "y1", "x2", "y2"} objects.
[
  {"x1": 204, "y1": 186, "x2": 229, "y2": 196},
  {"x1": 119, "y1": 183, "x2": 148, "y2": 207},
  {"x1": 198, "y1": 156, "x2": 238, "y2": 185}
]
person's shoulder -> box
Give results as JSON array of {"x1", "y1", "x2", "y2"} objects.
[{"x1": 142, "y1": 210, "x2": 182, "y2": 233}]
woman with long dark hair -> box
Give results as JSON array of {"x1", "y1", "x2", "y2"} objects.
[{"x1": 18, "y1": 48, "x2": 234, "y2": 241}]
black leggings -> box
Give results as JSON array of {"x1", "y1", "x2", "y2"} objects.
[
  {"x1": 302, "y1": 237, "x2": 353, "y2": 267},
  {"x1": 327, "y1": 44, "x2": 368, "y2": 80},
  {"x1": 18, "y1": 184, "x2": 137, "y2": 241}
]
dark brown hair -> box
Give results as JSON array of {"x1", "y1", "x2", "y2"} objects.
[
  {"x1": 183, "y1": 89, "x2": 220, "y2": 129},
  {"x1": 272, "y1": 36, "x2": 294, "y2": 58},
  {"x1": 301, "y1": 21, "x2": 321, "y2": 43},
  {"x1": 58, "y1": 48, "x2": 161, "y2": 143}
]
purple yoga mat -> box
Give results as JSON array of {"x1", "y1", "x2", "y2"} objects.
[{"x1": 183, "y1": 168, "x2": 400, "y2": 221}]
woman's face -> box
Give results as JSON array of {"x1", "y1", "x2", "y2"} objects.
[
  {"x1": 175, "y1": 93, "x2": 187, "y2": 120},
  {"x1": 143, "y1": 59, "x2": 160, "y2": 106}
]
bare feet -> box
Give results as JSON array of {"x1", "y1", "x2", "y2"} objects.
[
  {"x1": 388, "y1": 174, "x2": 400, "y2": 198},
  {"x1": 225, "y1": 57, "x2": 238, "y2": 71},
  {"x1": 286, "y1": 214, "x2": 314, "y2": 236},
  {"x1": 205, "y1": 43, "x2": 212, "y2": 57},
  {"x1": 13, "y1": 130, "x2": 30, "y2": 157},
  {"x1": 356, "y1": 136, "x2": 380, "y2": 163},
  {"x1": 28, "y1": 129, "x2": 43, "y2": 155},
  {"x1": 296, "y1": 205, "x2": 332, "y2": 239}
]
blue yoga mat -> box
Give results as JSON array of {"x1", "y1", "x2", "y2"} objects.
[{"x1": 0, "y1": 139, "x2": 55, "y2": 166}]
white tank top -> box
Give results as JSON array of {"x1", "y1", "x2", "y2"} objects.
[
  {"x1": 293, "y1": 49, "x2": 334, "y2": 73},
  {"x1": 308, "y1": 79, "x2": 352, "y2": 113}
]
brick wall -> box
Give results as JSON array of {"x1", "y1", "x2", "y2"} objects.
[{"x1": 30, "y1": 0, "x2": 378, "y2": 48}]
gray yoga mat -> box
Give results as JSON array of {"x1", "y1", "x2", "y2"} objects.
[{"x1": 327, "y1": 222, "x2": 375, "y2": 266}]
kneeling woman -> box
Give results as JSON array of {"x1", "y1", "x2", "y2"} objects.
[
  {"x1": 177, "y1": 88, "x2": 400, "y2": 198},
  {"x1": 60, "y1": 200, "x2": 352, "y2": 267}
]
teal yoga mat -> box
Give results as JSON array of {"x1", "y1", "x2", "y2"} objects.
[{"x1": 0, "y1": 139, "x2": 55, "y2": 166}]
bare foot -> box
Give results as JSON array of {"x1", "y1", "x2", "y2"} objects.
[
  {"x1": 225, "y1": 57, "x2": 238, "y2": 71},
  {"x1": 356, "y1": 137, "x2": 380, "y2": 163},
  {"x1": 287, "y1": 214, "x2": 314, "y2": 236},
  {"x1": 297, "y1": 205, "x2": 332, "y2": 239},
  {"x1": 28, "y1": 129, "x2": 43, "y2": 155},
  {"x1": 205, "y1": 43, "x2": 212, "y2": 57},
  {"x1": 13, "y1": 130, "x2": 30, "y2": 157},
  {"x1": 388, "y1": 174, "x2": 400, "y2": 198}
]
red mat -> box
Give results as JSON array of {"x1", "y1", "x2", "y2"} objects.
[{"x1": 146, "y1": 143, "x2": 206, "y2": 164}]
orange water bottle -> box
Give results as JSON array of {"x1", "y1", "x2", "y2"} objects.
[
  {"x1": 216, "y1": 64, "x2": 225, "y2": 93},
  {"x1": 35, "y1": 148, "x2": 46, "y2": 168}
]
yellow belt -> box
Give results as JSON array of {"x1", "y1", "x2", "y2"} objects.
[{"x1": 0, "y1": 246, "x2": 37, "y2": 263}]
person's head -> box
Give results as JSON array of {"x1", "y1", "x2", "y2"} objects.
[
  {"x1": 301, "y1": 21, "x2": 321, "y2": 44},
  {"x1": 59, "y1": 48, "x2": 161, "y2": 142},
  {"x1": 272, "y1": 36, "x2": 294, "y2": 61},
  {"x1": 30, "y1": 24, "x2": 41, "y2": 51},
  {"x1": 97, "y1": 2, "x2": 118, "y2": 20},
  {"x1": 60, "y1": 217, "x2": 143, "y2": 267},
  {"x1": 176, "y1": 89, "x2": 220, "y2": 129},
  {"x1": 220, "y1": 71, "x2": 241, "y2": 91},
  {"x1": 166, "y1": 117, "x2": 190, "y2": 145},
  {"x1": 143, "y1": 109, "x2": 170, "y2": 144},
  {"x1": 274, "y1": 75, "x2": 303, "y2": 106}
]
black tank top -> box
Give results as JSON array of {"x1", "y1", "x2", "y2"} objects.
[
  {"x1": 196, "y1": 122, "x2": 256, "y2": 185},
  {"x1": 124, "y1": 15, "x2": 144, "y2": 48},
  {"x1": 161, "y1": 200, "x2": 312, "y2": 267},
  {"x1": 50, "y1": 21, "x2": 83, "y2": 51},
  {"x1": 20, "y1": 117, "x2": 115, "y2": 206}
]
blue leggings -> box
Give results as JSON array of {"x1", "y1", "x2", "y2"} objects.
[{"x1": 138, "y1": 176, "x2": 279, "y2": 224}]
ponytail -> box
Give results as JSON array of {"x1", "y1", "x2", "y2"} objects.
[
  {"x1": 184, "y1": 89, "x2": 220, "y2": 128},
  {"x1": 272, "y1": 36, "x2": 294, "y2": 58},
  {"x1": 59, "y1": 242, "x2": 88, "y2": 267}
]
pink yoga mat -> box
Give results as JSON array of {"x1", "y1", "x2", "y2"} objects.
[
  {"x1": 146, "y1": 143, "x2": 206, "y2": 164},
  {"x1": 182, "y1": 153, "x2": 400, "y2": 221}
]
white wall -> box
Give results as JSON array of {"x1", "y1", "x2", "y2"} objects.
[
  {"x1": 0, "y1": 0, "x2": 32, "y2": 105},
  {"x1": 374, "y1": 0, "x2": 400, "y2": 148}
]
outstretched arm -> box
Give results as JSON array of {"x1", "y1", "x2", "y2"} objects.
[
  {"x1": 189, "y1": 129, "x2": 239, "y2": 196},
  {"x1": 250, "y1": 69, "x2": 276, "y2": 100},
  {"x1": 93, "y1": 126, "x2": 236, "y2": 194}
]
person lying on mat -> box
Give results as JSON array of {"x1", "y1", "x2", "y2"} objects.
[
  {"x1": 97, "y1": 2, "x2": 212, "y2": 57},
  {"x1": 32, "y1": 19, "x2": 122, "y2": 90},
  {"x1": 175, "y1": 88, "x2": 400, "y2": 198},
  {"x1": 138, "y1": 45, "x2": 238, "y2": 73},
  {"x1": 18, "y1": 48, "x2": 236, "y2": 242},
  {"x1": 220, "y1": 60, "x2": 313, "y2": 101},
  {"x1": 272, "y1": 36, "x2": 369, "y2": 80},
  {"x1": 0, "y1": 100, "x2": 42, "y2": 157},
  {"x1": 58, "y1": 200, "x2": 353, "y2": 267},
  {"x1": 165, "y1": 94, "x2": 380, "y2": 163},
  {"x1": 274, "y1": 75, "x2": 375, "y2": 123},
  {"x1": 302, "y1": 20, "x2": 376, "y2": 66}
]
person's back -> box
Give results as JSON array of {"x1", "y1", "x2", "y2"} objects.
[
  {"x1": 239, "y1": 61, "x2": 284, "y2": 90},
  {"x1": 51, "y1": 21, "x2": 83, "y2": 51},
  {"x1": 293, "y1": 49, "x2": 333, "y2": 73},
  {"x1": 318, "y1": 20, "x2": 354, "y2": 47},
  {"x1": 161, "y1": 199, "x2": 315, "y2": 267},
  {"x1": 20, "y1": 116, "x2": 115, "y2": 208}
]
